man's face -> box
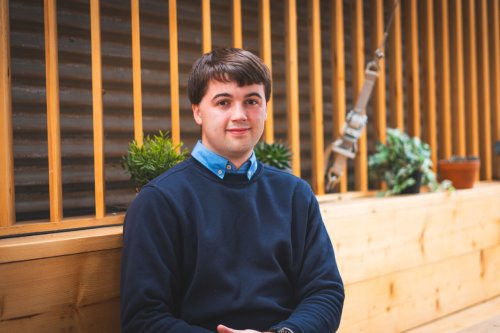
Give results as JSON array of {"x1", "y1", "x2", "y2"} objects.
[{"x1": 192, "y1": 80, "x2": 267, "y2": 168}]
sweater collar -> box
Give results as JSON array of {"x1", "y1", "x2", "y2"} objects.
[{"x1": 191, "y1": 140, "x2": 258, "y2": 180}]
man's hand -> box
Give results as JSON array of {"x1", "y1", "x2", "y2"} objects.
[{"x1": 216, "y1": 324, "x2": 272, "y2": 333}]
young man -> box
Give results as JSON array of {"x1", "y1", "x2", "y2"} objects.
[{"x1": 121, "y1": 48, "x2": 344, "y2": 333}]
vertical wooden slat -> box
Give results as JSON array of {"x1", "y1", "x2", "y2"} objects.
[
  {"x1": 309, "y1": 0, "x2": 324, "y2": 195},
  {"x1": 259, "y1": 0, "x2": 274, "y2": 143},
  {"x1": 330, "y1": 0, "x2": 347, "y2": 192},
  {"x1": 131, "y1": 0, "x2": 143, "y2": 146},
  {"x1": 404, "y1": 0, "x2": 420, "y2": 138},
  {"x1": 285, "y1": 0, "x2": 301, "y2": 177},
  {"x1": 169, "y1": 0, "x2": 180, "y2": 147},
  {"x1": 464, "y1": 0, "x2": 480, "y2": 158},
  {"x1": 372, "y1": 0, "x2": 386, "y2": 145},
  {"x1": 435, "y1": 0, "x2": 452, "y2": 160},
  {"x1": 449, "y1": 0, "x2": 466, "y2": 156},
  {"x1": 0, "y1": 0, "x2": 15, "y2": 227},
  {"x1": 351, "y1": 0, "x2": 367, "y2": 191},
  {"x1": 44, "y1": 0, "x2": 63, "y2": 222},
  {"x1": 90, "y1": 0, "x2": 105, "y2": 218},
  {"x1": 388, "y1": 0, "x2": 404, "y2": 131},
  {"x1": 202, "y1": 0, "x2": 211, "y2": 53},
  {"x1": 421, "y1": 0, "x2": 437, "y2": 167},
  {"x1": 477, "y1": 0, "x2": 492, "y2": 179},
  {"x1": 232, "y1": 0, "x2": 242, "y2": 48},
  {"x1": 490, "y1": 0, "x2": 500, "y2": 179}
]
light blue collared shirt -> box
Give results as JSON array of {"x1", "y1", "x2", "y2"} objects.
[{"x1": 191, "y1": 140, "x2": 258, "y2": 180}]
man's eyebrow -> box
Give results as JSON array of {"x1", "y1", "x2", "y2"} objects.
[
  {"x1": 245, "y1": 92, "x2": 263, "y2": 99},
  {"x1": 211, "y1": 93, "x2": 231, "y2": 101}
]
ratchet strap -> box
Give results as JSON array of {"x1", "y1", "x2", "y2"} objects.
[{"x1": 325, "y1": 0, "x2": 400, "y2": 192}]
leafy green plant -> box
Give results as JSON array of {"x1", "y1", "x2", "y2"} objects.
[
  {"x1": 254, "y1": 141, "x2": 292, "y2": 170},
  {"x1": 368, "y1": 128, "x2": 451, "y2": 196},
  {"x1": 122, "y1": 130, "x2": 188, "y2": 191}
]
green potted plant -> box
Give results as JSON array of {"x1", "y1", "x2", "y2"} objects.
[
  {"x1": 254, "y1": 141, "x2": 292, "y2": 171},
  {"x1": 438, "y1": 155, "x2": 480, "y2": 189},
  {"x1": 122, "y1": 130, "x2": 188, "y2": 192},
  {"x1": 368, "y1": 128, "x2": 450, "y2": 196}
]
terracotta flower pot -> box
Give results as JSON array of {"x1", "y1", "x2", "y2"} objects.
[{"x1": 438, "y1": 159, "x2": 480, "y2": 189}]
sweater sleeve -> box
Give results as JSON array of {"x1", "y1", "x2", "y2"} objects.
[
  {"x1": 272, "y1": 184, "x2": 345, "y2": 333},
  {"x1": 121, "y1": 186, "x2": 213, "y2": 333}
]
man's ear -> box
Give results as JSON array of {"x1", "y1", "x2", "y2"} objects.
[{"x1": 192, "y1": 104, "x2": 202, "y2": 125}]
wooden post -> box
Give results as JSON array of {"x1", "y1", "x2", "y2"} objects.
[
  {"x1": 464, "y1": 0, "x2": 480, "y2": 159},
  {"x1": 90, "y1": 0, "x2": 105, "y2": 218},
  {"x1": 449, "y1": 0, "x2": 466, "y2": 156},
  {"x1": 284, "y1": 0, "x2": 301, "y2": 177},
  {"x1": 169, "y1": 0, "x2": 180, "y2": 148},
  {"x1": 421, "y1": 0, "x2": 437, "y2": 168},
  {"x1": 435, "y1": 0, "x2": 452, "y2": 160},
  {"x1": 351, "y1": 0, "x2": 367, "y2": 191},
  {"x1": 232, "y1": 0, "x2": 242, "y2": 48},
  {"x1": 44, "y1": 0, "x2": 63, "y2": 222},
  {"x1": 259, "y1": 0, "x2": 274, "y2": 143},
  {"x1": 388, "y1": 0, "x2": 404, "y2": 131},
  {"x1": 131, "y1": 0, "x2": 143, "y2": 146},
  {"x1": 404, "y1": 0, "x2": 420, "y2": 138},
  {"x1": 309, "y1": 0, "x2": 325, "y2": 195},
  {"x1": 477, "y1": 0, "x2": 492, "y2": 180},
  {"x1": 202, "y1": 0, "x2": 211, "y2": 53},
  {"x1": 490, "y1": 0, "x2": 500, "y2": 179},
  {"x1": 0, "y1": 0, "x2": 16, "y2": 227},
  {"x1": 372, "y1": 0, "x2": 386, "y2": 145},
  {"x1": 330, "y1": 0, "x2": 347, "y2": 192}
]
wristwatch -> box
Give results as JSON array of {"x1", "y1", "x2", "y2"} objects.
[{"x1": 270, "y1": 328, "x2": 294, "y2": 333}]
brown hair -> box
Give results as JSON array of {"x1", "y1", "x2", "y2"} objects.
[{"x1": 187, "y1": 48, "x2": 272, "y2": 104}]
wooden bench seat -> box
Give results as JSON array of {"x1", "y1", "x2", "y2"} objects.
[{"x1": 405, "y1": 296, "x2": 500, "y2": 333}]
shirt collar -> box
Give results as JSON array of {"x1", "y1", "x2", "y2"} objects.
[{"x1": 191, "y1": 140, "x2": 257, "y2": 180}]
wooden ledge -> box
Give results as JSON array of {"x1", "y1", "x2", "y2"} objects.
[{"x1": 0, "y1": 226, "x2": 123, "y2": 264}]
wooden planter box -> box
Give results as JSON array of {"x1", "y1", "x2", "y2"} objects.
[{"x1": 1, "y1": 183, "x2": 499, "y2": 333}]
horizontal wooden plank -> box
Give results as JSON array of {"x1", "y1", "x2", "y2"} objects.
[
  {"x1": 405, "y1": 295, "x2": 500, "y2": 333},
  {"x1": 339, "y1": 244, "x2": 500, "y2": 332},
  {"x1": 322, "y1": 183, "x2": 500, "y2": 284},
  {"x1": 0, "y1": 248, "x2": 120, "y2": 332},
  {"x1": 0, "y1": 226, "x2": 122, "y2": 263}
]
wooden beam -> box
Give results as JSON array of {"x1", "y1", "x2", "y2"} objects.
[
  {"x1": 421, "y1": 0, "x2": 437, "y2": 168},
  {"x1": 388, "y1": 0, "x2": 404, "y2": 131},
  {"x1": 404, "y1": 0, "x2": 421, "y2": 138},
  {"x1": 435, "y1": 0, "x2": 452, "y2": 160},
  {"x1": 232, "y1": 0, "x2": 242, "y2": 48},
  {"x1": 259, "y1": 0, "x2": 274, "y2": 143},
  {"x1": 477, "y1": 0, "x2": 492, "y2": 180},
  {"x1": 330, "y1": 0, "x2": 347, "y2": 192},
  {"x1": 490, "y1": 0, "x2": 500, "y2": 179},
  {"x1": 464, "y1": 0, "x2": 480, "y2": 158},
  {"x1": 202, "y1": 0, "x2": 211, "y2": 53},
  {"x1": 131, "y1": 0, "x2": 143, "y2": 146},
  {"x1": 284, "y1": 0, "x2": 301, "y2": 177},
  {"x1": 372, "y1": 0, "x2": 386, "y2": 145},
  {"x1": 169, "y1": 0, "x2": 180, "y2": 148},
  {"x1": 309, "y1": 0, "x2": 324, "y2": 195},
  {"x1": 351, "y1": 0, "x2": 367, "y2": 191},
  {"x1": 90, "y1": 0, "x2": 105, "y2": 218},
  {"x1": 44, "y1": 0, "x2": 63, "y2": 223},
  {"x1": 0, "y1": 0, "x2": 15, "y2": 227},
  {"x1": 449, "y1": 0, "x2": 466, "y2": 156}
]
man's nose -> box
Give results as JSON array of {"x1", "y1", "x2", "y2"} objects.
[{"x1": 230, "y1": 103, "x2": 248, "y2": 121}]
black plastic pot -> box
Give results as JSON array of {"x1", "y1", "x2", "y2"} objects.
[{"x1": 400, "y1": 171, "x2": 422, "y2": 194}]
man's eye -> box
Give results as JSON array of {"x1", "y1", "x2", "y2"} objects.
[
  {"x1": 217, "y1": 100, "x2": 229, "y2": 106},
  {"x1": 246, "y1": 99, "x2": 258, "y2": 105}
]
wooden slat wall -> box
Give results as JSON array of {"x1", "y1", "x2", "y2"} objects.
[
  {"x1": 0, "y1": 0, "x2": 15, "y2": 227},
  {"x1": 2, "y1": 0, "x2": 500, "y2": 237}
]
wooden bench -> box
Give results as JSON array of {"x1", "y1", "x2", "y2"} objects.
[{"x1": 1, "y1": 182, "x2": 500, "y2": 332}]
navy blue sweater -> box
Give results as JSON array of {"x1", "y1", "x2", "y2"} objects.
[{"x1": 121, "y1": 158, "x2": 344, "y2": 332}]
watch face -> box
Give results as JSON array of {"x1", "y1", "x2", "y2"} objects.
[{"x1": 278, "y1": 328, "x2": 293, "y2": 333}]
